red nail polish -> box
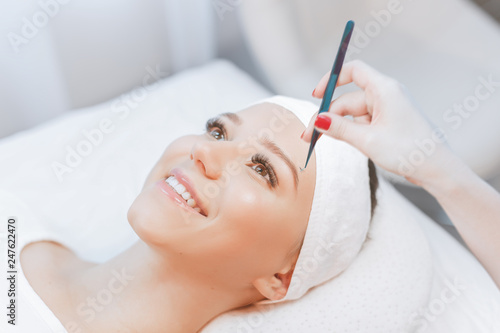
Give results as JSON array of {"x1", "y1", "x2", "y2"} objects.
[
  {"x1": 300, "y1": 130, "x2": 304, "y2": 139},
  {"x1": 314, "y1": 115, "x2": 331, "y2": 131},
  {"x1": 312, "y1": 88, "x2": 316, "y2": 97}
]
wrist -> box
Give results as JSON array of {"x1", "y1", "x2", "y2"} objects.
[{"x1": 417, "y1": 147, "x2": 471, "y2": 198}]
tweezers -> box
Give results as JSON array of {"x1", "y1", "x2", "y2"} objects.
[{"x1": 302, "y1": 20, "x2": 355, "y2": 170}]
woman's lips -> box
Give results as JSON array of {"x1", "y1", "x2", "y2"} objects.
[
  {"x1": 170, "y1": 168, "x2": 208, "y2": 216},
  {"x1": 156, "y1": 179, "x2": 206, "y2": 217}
]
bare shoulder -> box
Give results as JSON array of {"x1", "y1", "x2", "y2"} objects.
[
  {"x1": 21, "y1": 241, "x2": 75, "y2": 269},
  {"x1": 21, "y1": 240, "x2": 97, "y2": 322},
  {"x1": 21, "y1": 241, "x2": 75, "y2": 288}
]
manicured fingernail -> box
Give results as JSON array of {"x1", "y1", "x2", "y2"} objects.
[
  {"x1": 314, "y1": 115, "x2": 331, "y2": 130},
  {"x1": 300, "y1": 130, "x2": 305, "y2": 139},
  {"x1": 312, "y1": 88, "x2": 316, "y2": 97}
]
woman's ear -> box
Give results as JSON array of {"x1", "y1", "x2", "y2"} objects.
[{"x1": 252, "y1": 264, "x2": 295, "y2": 301}]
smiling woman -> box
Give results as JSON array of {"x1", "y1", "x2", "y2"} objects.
[{"x1": 20, "y1": 96, "x2": 378, "y2": 333}]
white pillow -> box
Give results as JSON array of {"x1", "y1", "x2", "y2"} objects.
[{"x1": 1, "y1": 60, "x2": 496, "y2": 332}]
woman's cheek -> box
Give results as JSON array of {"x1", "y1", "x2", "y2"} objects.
[
  {"x1": 221, "y1": 181, "x2": 297, "y2": 254},
  {"x1": 220, "y1": 178, "x2": 276, "y2": 231},
  {"x1": 161, "y1": 135, "x2": 198, "y2": 161},
  {"x1": 229, "y1": 175, "x2": 264, "y2": 204},
  {"x1": 143, "y1": 135, "x2": 199, "y2": 186}
]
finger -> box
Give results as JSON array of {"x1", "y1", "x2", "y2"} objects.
[
  {"x1": 329, "y1": 90, "x2": 369, "y2": 117},
  {"x1": 302, "y1": 127, "x2": 323, "y2": 143},
  {"x1": 312, "y1": 72, "x2": 330, "y2": 98},
  {"x1": 312, "y1": 60, "x2": 387, "y2": 99},
  {"x1": 353, "y1": 114, "x2": 372, "y2": 125},
  {"x1": 301, "y1": 110, "x2": 319, "y2": 143},
  {"x1": 302, "y1": 91, "x2": 368, "y2": 142},
  {"x1": 311, "y1": 69, "x2": 351, "y2": 99},
  {"x1": 314, "y1": 113, "x2": 369, "y2": 149},
  {"x1": 337, "y1": 60, "x2": 387, "y2": 89}
]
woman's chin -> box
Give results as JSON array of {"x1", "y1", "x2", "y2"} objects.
[{"x1": 126, "y1": 188, "x2": 198, "y2": 247}]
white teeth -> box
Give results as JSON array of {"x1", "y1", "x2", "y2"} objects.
[
  {"x1": 166, "y1": 177, "x2": 177, "y2": 186},
  {"x1": 174, "y1": 184, "x2": 186, "y2": 194},
  {"x1": 169, "y1": 177, "x2": 179, "y2": 186},
  {"x1": 165, "y1": 175, "x2": 204, "y2": 215}
]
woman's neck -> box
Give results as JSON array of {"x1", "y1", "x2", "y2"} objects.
[{"x1": 59, "y1": 241, "x2": 260, "y2": 333}]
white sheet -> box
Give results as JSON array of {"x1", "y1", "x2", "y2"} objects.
[
  {"x1": 0, "y1": 60, "x2": 498, "y2": 332},
  {"x1": 0, "y1": 191, "x2": 69, "y2": 333}
]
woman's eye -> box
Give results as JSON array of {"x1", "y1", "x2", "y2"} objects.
[
  {"x1": 249, "y1": 153, "x2": 277, "y2": 188},
  {"x1": 252, "y1": 164, "x2": 268, "y2": 177},
  {"x1": 209, "y1": 128, "x2": 225, "y2": 141},
  {"x1": 205, "y1": 118, "x2": 227, "y2": 141}
]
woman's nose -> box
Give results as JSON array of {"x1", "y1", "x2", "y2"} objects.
[{"x1": 190, "y1": 141, "x2": 240, "y2": 179}]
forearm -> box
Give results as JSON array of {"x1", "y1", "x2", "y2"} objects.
[
  {"x1": 308, "y1": 60, "x2": 500, "y2": 287},
  {"x1": 422, "y1": 153, "x2": 500, "y2": 288}
]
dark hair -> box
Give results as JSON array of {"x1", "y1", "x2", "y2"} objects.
[{"x1": 368, "y1": 159, "x2": 378, "y2": 219}]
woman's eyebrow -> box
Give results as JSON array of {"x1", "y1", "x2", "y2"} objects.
[
  {"x1": 219, "y1": 113, "x2": 299, "y2": 190},
  {"x1": 220, "y1": 112, "x2": 242, "y2": 125}
]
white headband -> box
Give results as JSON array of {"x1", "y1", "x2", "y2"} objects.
[{"x1": 254, "y1": 96, "x2": 371, "y2": 302}]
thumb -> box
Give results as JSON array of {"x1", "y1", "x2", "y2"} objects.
[{"x1": 314, "y1": 113, "x2": 368, "y2": 148}]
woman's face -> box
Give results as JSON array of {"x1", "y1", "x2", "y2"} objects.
[{"x1": 128, "y1": 103, "x2": 316, "y2": 299}]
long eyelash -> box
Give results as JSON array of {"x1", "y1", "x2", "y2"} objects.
[
  {"x1": 252, "y1": 153, "x2": 278, "y2": 188},
  {"x1": 204, "y1": 119, "x2": 277, "y2": 188},
  {"x1": 205, "y1": 118, "x2": 227, "y2": 138}
]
